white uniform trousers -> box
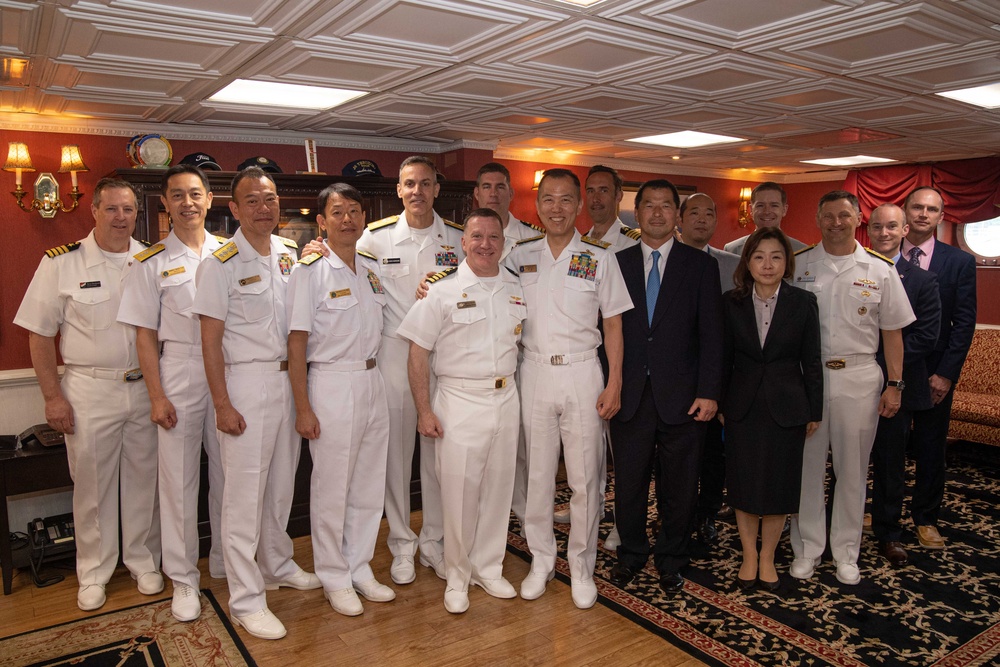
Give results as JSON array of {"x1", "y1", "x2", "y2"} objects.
[
  {"x1": 308, "y1": 366, "x2": 390, "y2": 591},
  {"x1": 510, "y1": 363, "x2": 527, "y2": 525},
  {"x1": 435, "y1": 379, "x2": 519, "y2": 591},
  {"x1": 791, "y1": 360, "x2": 882, "y2": 566},
  {"x1": 62, "y1": 368, "x2": 160, "y2": 585},
  {"x1": 379, "y1": 335, "x2": 444, "y2": 562},
  {"x1": 158, "y1": 344, "x2": 225, "y2": 589},
  {"x1": 520, "y1": 357, "x2": 605, "y2": 580},
  {"x1": 219, "y1": 367, "x2": 301, "y2": 617}
]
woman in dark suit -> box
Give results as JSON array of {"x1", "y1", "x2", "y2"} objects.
[{"x1": 721, "y1": 227, "x2": 822, "y2": 591}]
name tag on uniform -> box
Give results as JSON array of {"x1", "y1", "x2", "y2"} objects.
[
  {"x1": 382, "y1": 258, "x2": 401, "y2": 265},
  {"x1": 796, "y1": 275, "x2": 815, "y2": 283},
  {"x1": 161, "y1": 266, "x2": 186, "y2": 278},
  {"x1": 79, "y1": 281, "x2": 101, "y2": 289},
  {"x1": 330, "y1": 288, "x2": 352, "y2": 298},
  {"x1": 519, "y1": 265, "x2": 537, "y2": 273},
  {"x1": 457, "y1": 300, "x2": 477, "y2": 309},
  {"x1": 239, "y1": 275, "x2": 261, "y2": 286}
]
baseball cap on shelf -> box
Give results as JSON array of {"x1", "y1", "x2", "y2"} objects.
[
  {"x1": 342, "y1": 159, "x2": 382, "y2": 177},
  {"x1": 237, "y1": 156, "x2": 282, "y2": 173},
  {"x1": 179, "y1": 153, "x2": 222, "y2": 170}
]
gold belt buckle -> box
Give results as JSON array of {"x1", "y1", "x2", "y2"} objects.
[
  {"x1": 825, "y1": 359, "x2": 846, "y2": 370},
  {"x1": 494, "y1": 377, "x2": 506, "y2": 389},
  {"x1": 366, "y1": 358, "x2": 377, "y2": 370},
  {"x1": 123, "y1": 368, "x2": 143, "y2": 382},
  {"x1": 550, "y1": 355, "x2": 564, "y2": 365}
]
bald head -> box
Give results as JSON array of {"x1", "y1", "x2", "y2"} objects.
[{"x1": 868, "y1": 203, "x2": 908, "y2": 258}]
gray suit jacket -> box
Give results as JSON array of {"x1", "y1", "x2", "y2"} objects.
[
  {"x1": 724, "y1": 232, "x2": 808, "y2": 257},
  {"x1": 707, "y1": 246, "x2": 740, "y2": 293}
]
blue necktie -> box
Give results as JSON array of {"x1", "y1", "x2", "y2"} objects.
[
  {"x1": 908, "y1": 246, "x2": 923, "y2": 268},
  {"x1": 647, "y1": 250, "x2": 661, "y2": 326}
]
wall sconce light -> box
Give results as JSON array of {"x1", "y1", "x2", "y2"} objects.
[
  {"x1": 737, "y1": 186, "x2": 752, "y2": 227},
  {"x1": 532, "y1": 169, "x2": 545, "y2": 190},
  {"x1": 4, "y1": 142, "x2": 89, "y2": 218}
]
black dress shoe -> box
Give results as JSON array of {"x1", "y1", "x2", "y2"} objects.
[
  {"x1": 736, "y1": 576, "x2": 756, "y2": 592},
  {"x1": 659, "y1": 571, "x2": 684, "y2": 594},
  {"x1": 717, "y1": 504, "x2": 735, "y2": 523},
  {"x1": 609, "y1": 563, "x2": 638, "y2": 587},
  {"x1": 697, "y1": 516, "x2": 719, "y2": 544},
  {"x1": 758, "y1": 576, "x2": 780, "y2": 592},
  {"x1": 878, "y1": 541, "x2": 909, "y2": 567}
]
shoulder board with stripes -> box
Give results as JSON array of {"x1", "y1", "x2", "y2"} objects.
[
  {"x1": 426, "y1": 267, "x2": 458, "y2": 283},
  {"x1": 794, "y1": 243, "x2": 818, "y2": 256},
  {"x1": 298, "y1": 253, "x2": 322, "y2": 266},
  {"x1": 519, "y1": 219, "x2": 546, "y2": 234},
  {"x1": 581, "y1": 235, "x2": 611, "y2": 249},
  {"x1": 357, "y1": 250, "x2": 377, "y2": 261},
  {"x1": 621, "y1": 226, "x2": 642, "y2": 241},
  {"x1": 44, "y1": 242, "x2": 81, "y2": 258},
  {"x1": 134, "y1": 243, "x2": 166, "y2": 263},
  {"x1": 865, "y1": 247, "x2": 894, "y2": 265},
  {"x1": 516, "y1": 235, "x2": 545, "y2": 246},
  {"x1": 367, "y1": 215, "x2": 399, "y2": 232},
  {"x1": 213, "y1": 241, "x2": 239, "y2": 263},
  {"x1": 279, "y1": 236, "x2": 298, "y2": 249},
  {"x1": 443, "y1": 218, "x2": 464, "y2": 232}
]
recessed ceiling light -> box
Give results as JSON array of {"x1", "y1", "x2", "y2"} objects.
[
  {"x1": 801, "y1": 155, "x2": 896, "y2": 167},
  {"x1": 936, "y1": 82, "x2": 1000, "y2": 109},
  {"x1": 209, "y1": 79, "x2": 367, "y2": 110},
  {"x1": 626, "y1": 131, "x2": 744, "y2": 148},
  {"x1": 0, "y1": 57, "x2": 30, "y2": 86}
]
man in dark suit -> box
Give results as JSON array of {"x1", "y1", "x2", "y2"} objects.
[
  {"x1": 867, "y1": 204, "x2": 941, "y2": 567},
  {"x1": 900, "y1": 187, "x2": 977, "y2": 550},
  {"x1": 609, "y1": 179, "x2": 724, "y2": 594}
]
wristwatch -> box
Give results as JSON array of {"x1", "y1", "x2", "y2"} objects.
[{"x1": 887, "y1": 380, "x2": 906, "y2": 391}]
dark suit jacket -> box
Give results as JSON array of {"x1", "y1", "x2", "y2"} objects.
[
  {"x1": 721, "y1": 284, "x2": 823, "y2": 427},
  {"x1": 876, "y1": 259, "x2": 941, "y2": 411},
  {"x1": 614, "y1": 242, "x2": 723, "y2": 425},
  {"x1": 924, "y1": 240, "x2": 977, "y2": 383}
]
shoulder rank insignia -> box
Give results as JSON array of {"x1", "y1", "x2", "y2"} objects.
[
  {"x1": 134, "y1": 243, "x2": 166, "y2": 263},
  {"x1": 443, "y1": 218, "x2": 464, "y2": 232},
  {"x1": 357, "y1": 250, "x2": 377, "y2": 261},
  {"x1": 794, "y1": 243, "x2": 818, "y2": 256},
  {"x1": 367, "y1": 215, "x2": 399, "y2": 232},
  {"x1": 213, "y1": 241, "x2": 239, "y2": 263},
  {"x1": 621, "y1": 226, "x2": 642, "y2": 241},
  {"x1": 516, "y1": 234, "x2": 545, "y2": 246},
  {"x1": 426, "y1": 267, "x2": 458, "y2": 283},
  {"x1": 864, "y1": 247, "x2": 895, "y2": 265},
  {"x1": 44, "y1": 242, "x2": 81, "y2": 258},
  {"x1": 298, "y1": 252, "x2": 322, "y2": 266},
  {"x1": 279, "y1": 236, "x2": 298, "y2": 249},
  {"x1": 581, "y1": 235, "x2": 611, "y2": 249},
  {"x1": 519, "y1": 219, "x2": 546, "y2": 234},
  {"x1": 139, "y1": 240, "x2": 152, "y2": 248}
]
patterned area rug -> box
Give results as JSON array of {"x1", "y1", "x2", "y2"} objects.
[
  {"x1": 507, "y1": 442, "x2": 1000, "y2": 666},
  {"x1": 0, "y1": 589, "x2": 255, "y2": 667}
]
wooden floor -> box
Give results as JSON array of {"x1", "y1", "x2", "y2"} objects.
[{"x1": 1, "y1": 514, "x2": 704, "y2": 667}]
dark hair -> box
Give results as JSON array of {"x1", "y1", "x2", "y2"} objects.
[
  {"x1": 817, "y1": 189, "x2": 860, "y2": 216},
  {"x1": 903, "y1": 186, "x2": 944, "y2": 209},
  {"x1": 587, "y1": 164, "x2": 622, "y2": 192},
  {"x1": 161, "y1": 164, "x2": 210, "y2": 196},
  {"x1": 730, "y1": 227, "x2": 795, "y2": 299},
  {"x1": 317, "y1": 182, "x2": 364, "y2": 212},
  {"x1": 679, "y1": 192, "x2": 714, "y2": 217},
  {"x1": 476, "y1": 162, "x2": 511, "y2": 185},
  {"x1": 635, "y1": 179, "x2": 680, "y2": 208},
  {"x1": 93, "y1": 177, "x2": 138, "y2": 209},
  {"x1": 464, "y1": 207, "x2": 504, "y2": 231},
  {"x1": 752, "y1": 181, "x2": 786, "y2": 206},
  {"x1": 536, "y1": 168, "x2": 581, "y2": 199},
  {"x1": 399, "y1": 155, "x2": 437, "y2": 177},
  {"x1": 231, "y1": 166, "x2": 275, "y2": 196}
]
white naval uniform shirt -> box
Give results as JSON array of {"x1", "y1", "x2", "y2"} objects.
[
  {"x1": 191, "y1": 228, "x2": 297, "y2": 364},
  {"x1": 505, "y1": 231, "x2": 633, "y2": 356},
  {"x1": 583, "y1": 217, "x2": 640, "y2": 253},
  {"x1": 117, "y1": 230, "x2": 225, "y2": 343},
  {"x1": 793, "y1": 242, "x2": 915, "y2": 357},
  {"x1": 15, "y1": 230, "x2": 144, "y2": 369},
  {"x1": 286, "y1": 247, "x2": 386, "y2": 363},
  {"x1": 357, "y1": 211, "x2": 465, "y2": 338},
  {"x1": 501, "y1": 212, "x2": 545, "y2": 260},
  {"x1": 396, "y1": 260, "x2": 525, "y2": 380}
]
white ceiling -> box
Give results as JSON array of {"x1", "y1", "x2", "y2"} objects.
[{"x1": 1, "y1": 0, "x2": 999, "y2": 179}]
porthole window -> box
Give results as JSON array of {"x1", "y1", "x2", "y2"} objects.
[{"x1": 958, "y1": 215, "x2": 1000, "y2": 265}]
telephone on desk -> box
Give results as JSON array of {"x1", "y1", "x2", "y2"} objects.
[
  {"x1": 29, "y1": 514, "x2": 75, "y2": 550},
  {"x1": 17, "y1": 424, "x2": 65, "y2": 449}
]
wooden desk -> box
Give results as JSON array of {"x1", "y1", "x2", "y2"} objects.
[{"x1": 0, "y1": 435, "x2": 73, "y2": 595}]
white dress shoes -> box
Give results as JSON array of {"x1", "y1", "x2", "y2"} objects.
[
  {"x1": 835, "y1": 561, "x2": 861, "y2": 585},
  {"x1": 419, "y1": 553, "x2": 446, "y2": 581},
  {"x1": 77, "y1": 584, "x2": 106, "y2": 611},
  {"x1": 444, "y1": 587, "x2": 469, "y2": 614},
  {"x1": 390, "y1": 555, "x2": 416, "y2": 585},
  {"x1": 789, "y1": 556, "x2": 821, "y2": 580},
  {"x1": 234, "y1": 608, "x2": 287, "y2": 640},
  {"x1": 265, "y1": 569, "x2": 321, "y2": 591},
  {"x1": 327, "y1": 588, "x2": 364, "y2": 616},
  {"x1": 519, "y1": 570, "x2": 554, "y2": 600},
  {"x1": 553, "y1": 507, "x2": 571, "y2": 524},
  {"x1": 354, "y1": 578, "x2": 396, "y2": 602},
  {"x1": 604, "y1": 525, "x2": 621, "y2": 550},
  {"x1": 135, "y1": 571, "x2": 164, "y2": 595},
  {"x1": 171, "y1": 583, "x2": 202, "y2": 622},
  {"x1": 571, "y1": 577, "x2": 598, "y2": 609},
  {"x1": 471, "y1": 576, "x2": 517, "y2": 599}
]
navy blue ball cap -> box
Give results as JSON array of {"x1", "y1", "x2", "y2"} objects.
[
  {"x1": 237, "y1": 156, "x2": 282, "y2": 173},
  {"x1": 179, "y1": 152, "x2": 222, "y2": 170},
  {"x1": 342, "y1": 159, "x2": 382, "y2": 177}
]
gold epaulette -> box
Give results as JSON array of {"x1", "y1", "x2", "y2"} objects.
[
  {"x1": 426, "y1": 267, "x2": 457, "y2": 283},
  {"x1": 621, "y1": 226, "x2": 642, "y2": 241},
  {"x1": 519, "y1": 219, "x2": 545, "y2": 234},
  {"x1": 44, "y1": 242, "x2": 81, "y2": 258},
  {"x1": 865, "y1": 247, "x2": 894, "y2": 265},
  {"x1": 298, "y1": 253, "x2": 322, "y2": 266},
  {"x1": 581, "y1": 235, "x2": 611, "y2": 249},
  {"x1": 443, "y1": 218, "x2": 464, "y2": 232},
  {"x1": 367, "y1": 215, "x2": 399, "y2": 232},
  {"x1": 357, "y1": 250, "x2": 377, "y2": 261},
  {"x1": 134, "y1": 243, "x2": 165, "y2": 263},
  {"x1": 794, "y1": 243, "x2": 818, "y2": 256},
  {"x1": 213, "y1": 241, "x2": 238, "y2": 263},
  {"x1": 279, "y1": 236, "x2": 298, "y2": 249},
  {"x1": 516, "y1": 235, "x2": 545, "y2": 246}
]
